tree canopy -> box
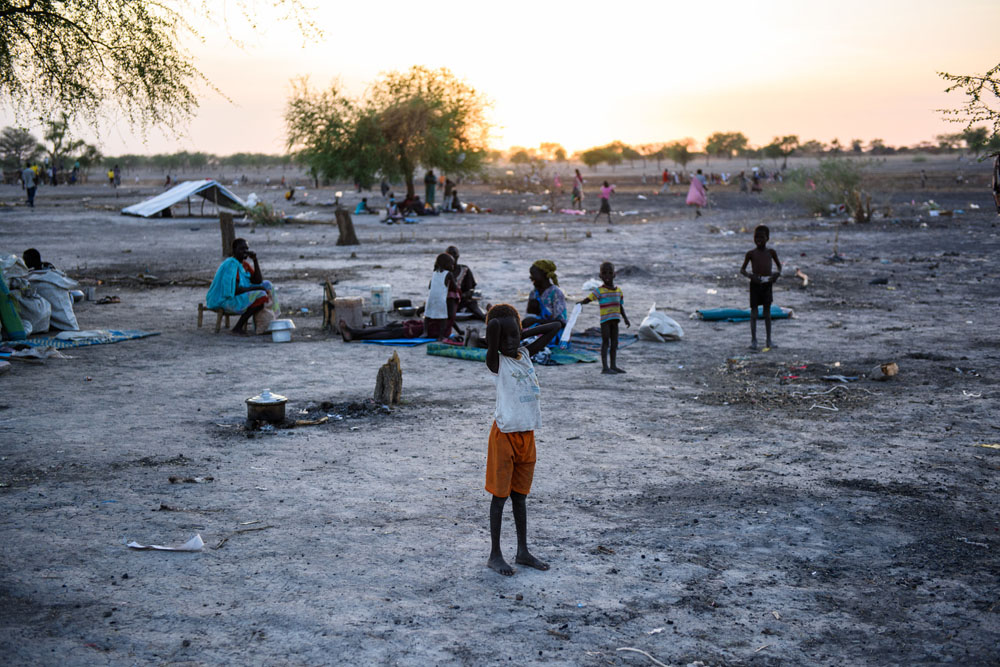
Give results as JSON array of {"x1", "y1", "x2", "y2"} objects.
[
  {"x1": 0, "y1": 1, "x2": 317, "y2": 128},
  {"x1": 286, "y1": 67, "x2": 491, "y2": 196},
  {"x1": 0, "y1": 126, "x2": 42, "y2": 169},
  {"x1": 939, "y1": 63, "x2": 1000, "y2": 141}
]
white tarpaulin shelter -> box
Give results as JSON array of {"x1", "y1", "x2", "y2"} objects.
[{"x1": 121, "y1": 180, "x2": 245, "y2": 218}]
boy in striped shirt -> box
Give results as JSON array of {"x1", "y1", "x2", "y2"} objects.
[{"x1": 578, "y1": 262, "x2": 631, "y2": 374}]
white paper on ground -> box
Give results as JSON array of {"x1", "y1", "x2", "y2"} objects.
[
  {"x1": 560, "y1": 303, "x2": 583, "y2": 345},
  {"x1": 127, "y1": 534, "x2": 204, "y2": 551}
]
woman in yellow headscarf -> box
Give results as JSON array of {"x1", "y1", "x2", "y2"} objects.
[{"x1": 523, "y1": 259, "x2": 567, "y2": 330}]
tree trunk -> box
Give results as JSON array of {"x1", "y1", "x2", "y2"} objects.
[
  {"x1": 219, "y1": 212, "x2": 235, "y2": 257},
  {"x1": 335, "y1": 209, "x2": 360, "y2": 246},
  {"x1": 374, "y1": 351, "x2": 402, "y2": 405},
  {"x1": 405, "y1": 172, "x2": 415, "y2": 199}
]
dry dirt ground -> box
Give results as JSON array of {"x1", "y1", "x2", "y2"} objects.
[{"x1": 1, "y1": 159, "x2": 998, "y2": 666}]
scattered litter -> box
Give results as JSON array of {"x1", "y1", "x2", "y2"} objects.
[
  {"x1": 975, "y1": 443, "x2": 1000, "y2": 450},
  {"x1": 127, "y1": 534, "x2": 204, "y2": 552},
  {"x1": 810, "y1": 403, "x2": 839, "y2": 412},
  {"x1": 10, "y1": 347, "x2": 70, "y2": 361},
  {"x1": 795, "y1": 268, "x2": 809, "y2": 287},
  {"x1": 95, "y1": 295, "x2": 121, "y2": 304},
  {"x1": 293, "y1": 416, "x2": 329, "y2": 427},
  {"x1": 618, "y1": 210, "x2": 639, "y2": 216},
  {"x1": 566, "y1": 435, "x2": 581, "y2": 440},
  {"x1": 771, "y1": 611, "x2": 781, "y2": 620},
  {"x1": 755, "y1": 644, "x2": 772, "y2": 653},
  {"x1": 869, "y1": 277, "x2": 888, "y2": 285},
  {"x1": 821, "y1": 375, "x2": 859, "y2": 383},
  {"x1": 168, "y1": 476, "x2": 214, "y2": 484},
  {"x1": 547, "y1": 628, "x2": 570, "y2": 640},
  {"x1": 213, "y1": 524, "x2": 274, "y2": 550},
  {"x1": 616, "y1": 647, "x2": 669, "y2": 667},
  {"x1": 646, "y1": 627, "x2": 663, "y2": 635},
  {"x1": 596, "y1": 545, "x2": 615, "y2": 554},
  {"x1": 706, "y1": 288, "x2": 718, "y2": 295},
  {"x1": 963, "y1": 391, "x2": 982, "y2": 398},
  {"x1": 637, "y1": 194, "x2": 647, "y2": 200},
  {"x1": 955, "y1": 537, "x2": 989, "y2": 548}
]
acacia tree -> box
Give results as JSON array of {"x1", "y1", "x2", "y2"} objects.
[
  {"x1": 0, "y1": 126, "x2": 43, "y2": 169},
  {"x1": 939, "y1": 63, "x2": 1000, "y2": 138},
  {"x1": 287, "y1": 67, "x2": 490, "y2": 197},
  {"x1": 1, "y1": 1, "x2": 317, "y2": 127},
  {"x1": 665, "y1": 139, "x2": 695, "y2": 170},
  {"x1": 704, "y1": 131, "x2": 748, "y2": 165},
  {"x1": 765, "y1": 135, "x2": 799, "y2": 169}
]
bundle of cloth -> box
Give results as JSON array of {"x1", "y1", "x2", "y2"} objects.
[{"x1": 1, "y1": 250, "x2": 80, "y2": 335}]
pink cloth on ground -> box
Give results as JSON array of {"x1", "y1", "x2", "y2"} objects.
[{"x1": 686, "y1": 178, "x2": 707, "y2": 207}]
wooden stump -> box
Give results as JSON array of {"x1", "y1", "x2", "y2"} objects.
[
  {"x1": 219, "y1": 212, "x2": 236, "y2": 257},
  {"x1": 374, "y1": 351, "x2": 402, "y2": 406},
  {"x1": 335, "y1": 209, "x2": 360, "y2": 246},
  {"x1": 322, "y1": 281, "x2": 337, "y2": 331}
]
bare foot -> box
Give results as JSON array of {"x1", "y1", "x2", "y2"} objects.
[
  {"x1": 766, "y1": 342, "x2": 778, "y2": 349},
  {"x1": 601, "y1": 368, "x2": 614, "y2": 375},
  {"x1": 339, "y1": 320, "x2": 353, "y2": 342},
  {"x1": 229, "y1": 329, "x2": 249, "y2": 336},
  {"x1": 748, "y1": 341, "x2": 758, "y2": 351},
  {"x1": 487, "y1": 554, "x2": 515, "y2": 576},
  {"x1": 515, "y1": 551, "x2": 549, "y2": 571},
  {"x1": 611, "y1": 367, "x2": 626, "y2": 374}
]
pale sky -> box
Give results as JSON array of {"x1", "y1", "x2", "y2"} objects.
[{"x1": 5, "y1": 0, "x2": 998, "y2": 156}]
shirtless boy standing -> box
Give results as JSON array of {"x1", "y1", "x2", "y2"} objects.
[{"x1": 740, "y1": 225, "x2": 782, "y2": 350}]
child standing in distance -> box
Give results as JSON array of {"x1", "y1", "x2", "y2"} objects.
[
  {"x1": 594, "y1": 181, "x2": 615, "y2": 224},
  {"x1": 424, "y1": 252, "x2": 458, "y2": 340},
  {"x1": 571, "y1": 169, "x2": 584, "y2": 209},
  {"x1": 484, "y1": 305, "x2": 560, "y2": 576},
  {"x1": 740, "y1": 225, "x2": 782, "y2": 350},
  {"x1": 578, "y1": 261, "x2": 631, "y2": 373}
]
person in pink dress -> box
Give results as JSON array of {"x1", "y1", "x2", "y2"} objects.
[
  {"x1": 594, "y1": 181, "x2": 615, "y2": 224},
  {"x1": 686, "y1": 169, "x2": 708, "y2": 217}
]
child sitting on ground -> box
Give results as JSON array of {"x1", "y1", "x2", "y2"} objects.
[
  {"x1": 424, "y1": 253, "x2": 460, "y2": 340},
  {"x1": 578, "y1": 261, "x2": 630, "y2": 373},
  {"x1": 740, "y1": 224, "x2": 782, "y2": 350},
  {"x1": 484, "y1": 304, "x2": 560, "y2": 576}
]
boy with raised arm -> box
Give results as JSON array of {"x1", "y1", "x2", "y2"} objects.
[
  {"x1": 483, "y1": 304, "x2": 560, "y2": 576},
  {"x1": 740, "y1": 225, "x2": 782, "y2": 350}
]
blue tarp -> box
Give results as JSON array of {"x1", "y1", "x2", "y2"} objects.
[{"x1": 696, "y1": 306, "x2": 793, "y2": 323}]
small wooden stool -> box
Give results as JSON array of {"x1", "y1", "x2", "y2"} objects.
[{"x1": 197, "y1": 303, "x2": 231, "y2": 333}]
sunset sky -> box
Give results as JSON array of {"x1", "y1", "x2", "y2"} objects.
[{"x1": 5, "y1": 0, "x2": 998, "y2": 156}]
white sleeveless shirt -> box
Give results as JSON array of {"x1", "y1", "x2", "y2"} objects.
[
  {"x1": 493, "y1": 346, "x2": 541, "y2": 433},
  {"x1": 425, "y1": 270, "x2": 449, "y2": 319}
]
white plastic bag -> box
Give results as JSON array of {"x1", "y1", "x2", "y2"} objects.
[
  {"x1": 9, "y1": 279, "x2": 51, "y2": 336},
  {"x1": 638, "y1": 302, "x2": 684, "y2": 342},
  {"x1": 28, "y1": 268, "x2": 79, "y2": 331}
]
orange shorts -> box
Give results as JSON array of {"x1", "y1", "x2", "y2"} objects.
[{"x1": 485, "y1": 421, "x2": 536, "y2": 497}]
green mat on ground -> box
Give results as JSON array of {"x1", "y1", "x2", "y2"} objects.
[{"x1": 426, "y1": 343, "x2": 597, "y2": 365}]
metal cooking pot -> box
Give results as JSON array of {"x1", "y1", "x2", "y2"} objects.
[{"x1": 246, "y1": 388, "x2": 288, "y2": 423}]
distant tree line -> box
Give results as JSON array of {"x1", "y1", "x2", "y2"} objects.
[{"x1": 502, "y1": 126, "x2": 1000, "y2": 171}]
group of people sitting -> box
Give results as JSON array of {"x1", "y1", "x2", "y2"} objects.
[
  {"x1": 203, "y1": 237, "x2": 568, "y2": 346},
  {"x1": 340, "y1": 253, "x2": 567, "y2": 347}
]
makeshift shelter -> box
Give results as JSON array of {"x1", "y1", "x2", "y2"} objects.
[{"x1": 121, "y1": 180, "x2": 245, "y2": 218}]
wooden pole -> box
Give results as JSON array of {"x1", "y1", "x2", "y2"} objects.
[{"x1": 220, "y1": 212, "x2": 236, "y2": 258}]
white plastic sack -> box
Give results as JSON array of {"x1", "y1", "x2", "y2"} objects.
[
  {"x1": 9, "y1": 280, "x2": 51, "y2": 336},
  {"x1": 28, "y1": 268, "x2": 79, "y2": 331},
  {"x1": 638, "y1": 302, "x2": 684, "y2": 342},
  {"x1": 582, "y1": 278, "x2": 601, "y2": 293},
  {"x1": 245, "y1": 192, "x2": 260, "y2": 208}
]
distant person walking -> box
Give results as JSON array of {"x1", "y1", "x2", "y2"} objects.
[
  {"x1": 686, "y1": 169, "x2": 707, "y2": 217},
  {"x1": 594, "y1": 181, "x2": 615, "y2": 224},
  {"x1": 21, "y1": 163, "x2": 37, "y2": 208},
  {"x1": 424, "y1": 170, "x2": 437, "y2": 206},
  {"x1": 658, "y1": 168, "x2": 671, "y2": 194},
  {"x1": 113, "y1": 164, "x2": 121, "y2": 187},
  {"x1": 571, "y1": 169, "x2": 584, "y2": 209}
]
